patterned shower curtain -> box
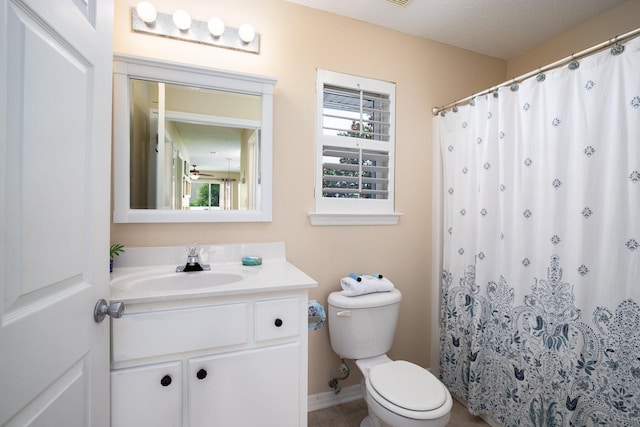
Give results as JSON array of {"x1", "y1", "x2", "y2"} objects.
[{"x1": 435, "y1": 35, "x2": 640, "y2": 426}]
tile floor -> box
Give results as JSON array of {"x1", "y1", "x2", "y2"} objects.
[{"x1": 308, "y1": 398, "x2": 488, "y2": 427}]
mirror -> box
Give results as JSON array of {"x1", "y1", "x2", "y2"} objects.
[{"x1": 113, "y1": 54, "x2": 276, "y2": 222}]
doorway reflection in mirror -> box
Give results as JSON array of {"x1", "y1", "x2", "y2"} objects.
[{"x1": 129, "y1": 78, "x2": 261, "y2": 211}]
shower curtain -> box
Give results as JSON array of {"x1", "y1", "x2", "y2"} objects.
[{"x1": 434, "y1": 35, "x2": 640, "y2": 426}]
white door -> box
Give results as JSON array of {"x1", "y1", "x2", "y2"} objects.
[{"x1": 0, "y1": 0, "x2": 113, "y2": 426}]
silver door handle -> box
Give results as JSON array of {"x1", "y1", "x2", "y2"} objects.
[{"x1": 94, "y1": 299, "x2": 125, "y2": 322}]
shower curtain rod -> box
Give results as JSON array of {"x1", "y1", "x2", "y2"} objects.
[{"x1": 432, "y1": 27, "x2": 640, "y2": 116}]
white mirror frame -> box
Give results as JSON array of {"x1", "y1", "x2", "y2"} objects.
[{"x1": 112, "y1": 54, "x2": 276, "y2": 223}]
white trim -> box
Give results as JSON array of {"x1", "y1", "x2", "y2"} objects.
[
  {"x1": 307, "y1": 384, "x2": 363, "y2": 412},
  {"x1": 308, "y1": 212, "x2": 403, "y2": 226},
  {"x1": 164, "y1": 110, "x2": 261, "y2": 130},
  {"x1": 314, "y1": 68, "x2": 396, "y2": 216},
  {"x1": 112, "y1": 53, "x2": 276, "y2": 223},
  {"x1": 113, "y1": 53, "x2": 276, "y2": 89}
]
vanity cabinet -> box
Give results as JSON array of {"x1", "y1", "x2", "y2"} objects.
[{"x1": 110, "y1": 291, "x2": 308, "y2": 427}]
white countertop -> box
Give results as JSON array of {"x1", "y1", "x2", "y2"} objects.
[{"x1": 110, "y1": 243, "x2": 317, "y2": 304}]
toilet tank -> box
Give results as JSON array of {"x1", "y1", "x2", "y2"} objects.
[{"x1": 327, "y1": 289, "x2": 402, "y2": 360}]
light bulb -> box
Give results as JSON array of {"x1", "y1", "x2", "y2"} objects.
[
  {"x1": 238, "y1": 24, "x2": 255, "y2": 43},
  {"x1": 136, "y1": 1, "x2": 157, "y2": 24},
  {"x1": 208, "y1": 17, "x2": 225, "y2": 37},
  {"x1": 172, "y1": 10, "x2": 191, "y2": 31}
]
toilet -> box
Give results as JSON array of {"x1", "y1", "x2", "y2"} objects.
[{"x1": 328, "y1": 289, "x2": 452, "y2": 427}]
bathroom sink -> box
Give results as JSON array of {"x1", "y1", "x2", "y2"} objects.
[{"x1": 112, "y1": 270, "x2": 244, "y2": 293}]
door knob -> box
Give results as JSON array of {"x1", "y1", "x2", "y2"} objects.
[{"x1": 93, "y1": 299, "x2": 125, "y2": 322}]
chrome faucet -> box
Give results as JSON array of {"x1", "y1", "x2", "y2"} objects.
[{"x1": 176, "y1": 245, "x2": 210, "y2": 272}]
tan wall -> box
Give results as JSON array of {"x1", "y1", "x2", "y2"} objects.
[
  {"x1": 507, "y1": 0, "x2": 640, "y2": 77},
  {"x1": 112, "y1": 0, "x2": 636, "y2": 397},
  {"x1": 112, "y1": 0, "x2": 505, "y2": 396}
]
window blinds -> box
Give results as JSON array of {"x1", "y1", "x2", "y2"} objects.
[
  {"x1": 322, "y1": 146, "x2": 389, "y2": 199},
  {"x1": 322, "y1": 85, "x2": 391, "y2": 141},
  {"x1": 321, "y1": 84, "x2": 392, "y2": 200}
]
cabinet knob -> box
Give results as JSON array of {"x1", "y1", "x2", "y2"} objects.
[
  {"x1": 160, "y1": 375, "x2": 172, "y2": 387},
  {"x1": 274, "y1": 318, "x2": 283, "y2": 327},
  {"x1": 196, "y1": 368, "x2": 207, "y2": 380}
]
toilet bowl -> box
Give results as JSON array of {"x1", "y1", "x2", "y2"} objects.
[
  {"x1": 356, "y1": 356, "x2": 452, "y2": 427},
  {"x1": 327, "y1": 290, "x2": 452, "y2": 427}
]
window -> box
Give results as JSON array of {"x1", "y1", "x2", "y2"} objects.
[
  {"x1": 310, "y1": 69, "x2": 401, "y2": 225},
  {"x1": 190, "y1": 180, "x2": 236, "y2": 210},
  {"x1": 190, "y1": 182, "x2": 221, "y2": 210}
]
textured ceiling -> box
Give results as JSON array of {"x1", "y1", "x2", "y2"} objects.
[{"x1": 285, "y1": 0, "x2": 624, "y2": 59}]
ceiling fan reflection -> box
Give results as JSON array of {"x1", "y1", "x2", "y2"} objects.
[
  {"x1": 189, "y1": 165, "x2": 236, "y2": 181},
  {"x1": 189, "y1": 165, "x2": 215, "y2": 180}
]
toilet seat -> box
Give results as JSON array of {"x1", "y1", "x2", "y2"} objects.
[{"x1": 366, "y1": 360, "x2": 449, "y2": 420}]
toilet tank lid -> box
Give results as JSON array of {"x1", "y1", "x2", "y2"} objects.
[{"x1": 328, "y1": 289, "x2": 401, "y2": 309}]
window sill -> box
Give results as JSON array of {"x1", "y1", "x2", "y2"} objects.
[{"x1": 308, "y1": 212, "x2": 403, "y2": 226}]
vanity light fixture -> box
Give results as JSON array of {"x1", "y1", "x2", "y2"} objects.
[{"x1": 132, "y1": 2, "x2": 260, "y2": 53}]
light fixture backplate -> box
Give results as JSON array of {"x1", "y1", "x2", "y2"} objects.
[
  {"x1": 132, "y1": 8, "x2": 260, "y2": 54},
  {"x1": 382, "y1": 0, "x2": 412, "y2": 7}
]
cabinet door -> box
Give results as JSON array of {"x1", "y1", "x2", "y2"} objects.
[
  {"x1": 111, "y1": 361, "x2": 181, "y2": 427},
  {"x1": 189, "y1": 343, "x2": 299, "y2": 426}
]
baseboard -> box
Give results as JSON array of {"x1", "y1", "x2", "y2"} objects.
[{"x1": 307, "y1": 384, "x2": 363, "y2": 412}]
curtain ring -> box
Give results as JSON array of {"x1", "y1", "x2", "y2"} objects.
[
  {"x1": 611, "y1": 44, "x2": 625, "y2": 55},
  {"x1": 568, "y1": 54, "x2": 580, "y2": 70},
  {"x1": 610, "y1": 36, "x2": 625, "y2": 55}
]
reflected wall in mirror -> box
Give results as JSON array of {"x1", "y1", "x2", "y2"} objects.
[{"x1": 113, "y1": 54, "x2": 276, "y2": 223}]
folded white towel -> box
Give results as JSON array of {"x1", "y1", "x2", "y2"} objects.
[{"x1": 340, "y1": 276, "x2": 394, "y2": 297}]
